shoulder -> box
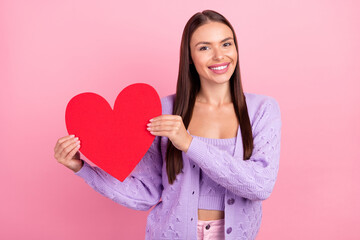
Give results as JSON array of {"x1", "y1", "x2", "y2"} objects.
[
  {"x1": 160, "y1": 93, "x2": 176, "y2": 114},
  {"x1": 244, "y1": 91, "x2": 281, "y2": 126},
  {"x1": 244, "y1": 92, "x2": 280, "y2": 110}
]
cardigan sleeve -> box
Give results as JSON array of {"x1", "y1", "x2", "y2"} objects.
[
  {"x1": 184, "y1": 97, "x2": 282, "y2": 201},
  {"x1": 74, "y1": 135, "x2": 163, "y2": 211}
]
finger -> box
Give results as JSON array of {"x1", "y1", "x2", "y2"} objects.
[
  {"x1": 150, "y1": 115, "x2": 181, "y2": 122},
  {"x1": 57, "y1": 136, "x2": 78, "y2": 154},
  {"x1": 148, "y1": 120, "x2": 179, "y2": 127},
  {"x1": 149, "y1": 125, "x2": 178, "y2": 132},
  {"x1": 59, "y1": 140, "x2": 80, "y2": 161},
  {"x1": 59, "y1": 138, "x2": 80, "y2": 159},
  {"x1": 64, "y1": 144, "x2": 81, "y2": 161},
  {"x1": 149, "y1": 129, "x2": 179, "y2": 137},
  {"x1": 59, "y1": 135, "x2": 76, "y2": 144},
  {"x1": 55, "y1": 135, "x2": 75, "y2": 152}
]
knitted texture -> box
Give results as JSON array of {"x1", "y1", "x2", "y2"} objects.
[
  {"x1": 75, "y1": 92, "x2": 282, "y2": 240},
  {"x1": 197, "y1": 137, "x2": 236, "y2": 211}
]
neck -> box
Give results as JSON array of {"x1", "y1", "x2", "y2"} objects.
[{"x1": 196, "y1": 82, "x2": 232, "y2": 107}]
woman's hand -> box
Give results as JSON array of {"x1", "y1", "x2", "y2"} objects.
[
  {"x1": 147, "y1": 115, "x2": 193, "y2": 153},
  {"x1": 54, "y1": 135, "x2": 83, "y2": 173}
]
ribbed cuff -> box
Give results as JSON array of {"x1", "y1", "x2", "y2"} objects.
[
  {"x1": 184, "y1": 137, "x2": 208, "y2": 165},
  {"x1": 74, "y1": 160, "x2": 94, "y2": 182}
]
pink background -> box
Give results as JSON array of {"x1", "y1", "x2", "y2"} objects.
[{"x1": 1, "y1": 0, "x2": 359, "y2": 239}]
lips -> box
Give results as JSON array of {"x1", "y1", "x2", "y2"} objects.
[
  {"x1": 208, "y1": 62, "x2": 230, "y2": 68},
  {"x1": 208, "y1": 62, "x2": 230, "y2": 74}
]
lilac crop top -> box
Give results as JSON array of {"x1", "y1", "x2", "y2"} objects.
[{"x1": 192, "y1": 135, "x2": 237, "y2": 211}]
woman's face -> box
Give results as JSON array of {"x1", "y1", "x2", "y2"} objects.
[{"x1": 190, "y1": 21, "x2": 237, "y2": 85}]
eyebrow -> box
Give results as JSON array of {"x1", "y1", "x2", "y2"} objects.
[{"x1": 194, "y1": 37, "x2": 234, "y2": 47}]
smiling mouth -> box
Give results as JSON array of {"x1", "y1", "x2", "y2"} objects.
[{"x1": 208, "y1": 64, "x2": 229, "y2": 70}]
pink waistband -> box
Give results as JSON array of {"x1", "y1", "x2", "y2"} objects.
[{"x1": 197, "y1": 218, "x2": 224, "y2": 226}]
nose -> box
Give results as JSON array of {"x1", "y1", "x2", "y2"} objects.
[{"x1": 213, "y1": 46, "x2": 224, "y2": 60}]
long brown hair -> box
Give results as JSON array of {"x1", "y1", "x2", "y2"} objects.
[{"x1": 166, "y1": 10, "x2": 254, "y2": 184}]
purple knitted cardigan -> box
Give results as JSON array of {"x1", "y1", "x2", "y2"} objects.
[{"x1": 75, "y1": 92, "x2": 282, "y2": 239}]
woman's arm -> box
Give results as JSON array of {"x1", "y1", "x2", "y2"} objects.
[
  {"x1": 75, "y1": 136, "x2": 163, "y2": 211},
  {"x1": 184, "y1": 97, "x2": 282, "y2": 201}
]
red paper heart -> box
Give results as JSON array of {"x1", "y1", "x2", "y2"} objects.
[{"x1": 65, "y1": 83, "x2": 162, "y2": 182}]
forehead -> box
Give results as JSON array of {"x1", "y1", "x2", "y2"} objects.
[{"x1": 190, "y1": 21, "x2": 233, "y2": 45}]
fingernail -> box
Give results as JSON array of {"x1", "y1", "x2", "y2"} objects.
[
  {"x1": 147, "y1": 123, "x2": 151, "y2": 126},
  {"x1": 149, "y1": 119, "x2": 153, "y2": 122},
  {"x1": 147, "y1": 127, "x2": 151, "y2": 131}
]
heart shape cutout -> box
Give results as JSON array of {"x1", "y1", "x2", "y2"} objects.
[{"x1": 65, "y1": 83, "x2": 162, "y2": 182}]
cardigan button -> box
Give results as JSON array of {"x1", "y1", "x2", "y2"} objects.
[
  {"x1": 226, "y1": 227, "x2": 232, "y2": 234},
  {"x1": 192, "y1": 191, "x2": 195, "y2": 195},
  {"x1": 227, "y1": 198, "x2": 235, "y2": 205},
  {"x1": 193, "y1": 164, "x2": 195, "y2": 168}
]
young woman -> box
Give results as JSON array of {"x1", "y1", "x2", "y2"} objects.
[{"x1": 54, "y1": 10, "x2": 282, "y2": 240}]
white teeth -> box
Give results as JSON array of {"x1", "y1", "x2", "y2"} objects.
[{"x1": 210, "y1": 64, "x2": 228, "y2": 70}]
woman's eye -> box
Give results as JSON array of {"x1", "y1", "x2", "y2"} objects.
[
  {"x1": 199, "y1": 46, "x2": 208, "y2": 51},
  {"x1": 224, "y1": 42, "x2": 232, "y2": 47}
]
